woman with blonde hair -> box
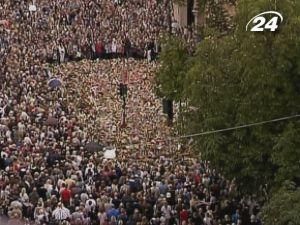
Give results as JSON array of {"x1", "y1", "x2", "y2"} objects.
[
  {"x1": 34, "y1": 201, "x2": 48, "y2": 225},
  {"x1": 110, "y1": 216, "x2": 118, "y2": 225},
  {"x1": 19, "y1": 187, "x2": 29, "y2": 203}
]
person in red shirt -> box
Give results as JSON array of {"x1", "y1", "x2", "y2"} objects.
[
  {"x1": 180, "y1": 207, "x2": 189, "y2": 225},
  {"x1": 95, "y1": 40, "x2": 105, "y2": 59},
  {"x1": 194, "y1": 172, "x2": 201, "y2": 185},
  {"x1": 60, "y1": 183, "x2": 71, "y2": 207}
]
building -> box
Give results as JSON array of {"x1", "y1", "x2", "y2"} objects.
[
  {"x1": 173, "y1": 0, "x2": 236, "y2": 31},
  {"x1": 173, "y1": 0, "x2": 199, "y2": 27}
]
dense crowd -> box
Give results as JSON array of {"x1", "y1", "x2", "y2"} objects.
[
  {"x1": 0, "y1": 0, "x2": 173, "y2": 64},
  {"x1": 1, "y1": 0, "x2": 261, "y2": 225}
]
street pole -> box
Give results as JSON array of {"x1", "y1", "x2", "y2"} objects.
[{"x1": 121, "y1": 95, "x2": 126, "y2": 128}]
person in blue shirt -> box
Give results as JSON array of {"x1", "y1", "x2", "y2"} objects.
[
  {"x1": 232, "y1": 209, "x2": 240, "y2": 224},
  {"x1": 107, "y1": 205, "x2": 120, "y2": 219}
]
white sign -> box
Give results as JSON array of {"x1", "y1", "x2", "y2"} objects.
[
  {"x1": 104, "y1": 147, "x2": 116, "y2": 159},
  {"x1": 29, "y1": 5, "x2": 37, "y2": 12},
  {"x1": 246, "y1": 11, "x2": 283, "y2": 32}
]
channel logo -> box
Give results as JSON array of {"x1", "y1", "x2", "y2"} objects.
[{"x1": 246, "y1": 11, "x2": 283, "y2": 32}]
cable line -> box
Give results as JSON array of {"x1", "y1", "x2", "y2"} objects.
[{"x1": 177, "y1": 114, "x2": 300, "y2": 139}]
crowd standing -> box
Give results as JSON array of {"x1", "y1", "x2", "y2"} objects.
[{"x1": 1, "y1": 0, "x2": 261, "y2": 225}]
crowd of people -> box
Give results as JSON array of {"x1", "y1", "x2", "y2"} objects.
[
  {"x1": 1, "y1": 0, "x2": 261, "y2": 225},
  {"x1": 0, "y1": 0, "x2": 174, "y2": 64}
]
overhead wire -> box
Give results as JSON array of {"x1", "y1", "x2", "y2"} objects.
[{"x1": 176, "y1": 114, "x2": 300, "y2": 139}]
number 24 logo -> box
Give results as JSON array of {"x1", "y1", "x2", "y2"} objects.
[{"x1": 246, "y1": 11, "x2": 283, "y2": 32}]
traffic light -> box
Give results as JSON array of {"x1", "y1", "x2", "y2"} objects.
[
  {"x1": 123, "y1": 84, "x2": 128, "y2": 96},
  {"x1": 162, "y1": 99, "x2": 173, "y2": 124},
  {"x1": 163, "y1": 99, "x2": 173, "y2": 115}
]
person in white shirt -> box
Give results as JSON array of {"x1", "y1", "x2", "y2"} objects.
[
  {"x1": 59, "y1": 44, "x2": 65, "y2": 63},
  {"x1": 161, "y1": 201, "x2": 172, "y2": 223},
  {"x1": 112, "y1": 38, "x2": 117, "y2": 57},
  {"x1": 85, "y1": 197, "x2": 96, "y2": 213},
  {"x1": 203, "y1": 212, "x2": 212, "y2": 225},
  {"x1": 24, "y1": 135, "x2": 33, "y2": 145},
  {"x1": 0, "y1": 105, "x2": 6, "y2": 118},
  {"x1": 20, "y1": 111, "x2": 29, "y2": 121}
]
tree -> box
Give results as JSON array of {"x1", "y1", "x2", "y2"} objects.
[
  {"x1": 272, "y1": 122, "x2": 300, "y2": 185},
  {"x1": 155, "y1": 1, "x2": 300, "y2": 223},
  {"x1": 184, "y1": 0, "x2": 300, "y2": 192},
  {"x1": 262, "y1": 181, "x2": 300, "y2": 225},
  {"x1": 155, "y1": 36, "x2": 189, "y2": 102}
]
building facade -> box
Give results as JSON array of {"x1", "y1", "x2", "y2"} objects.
[{"x1": 173, "y1": 0, "x2": 236, "y2": 31}]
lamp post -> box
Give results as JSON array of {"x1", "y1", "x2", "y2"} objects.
[
  {"x1": 121, "y1": 94, "x2": 126, "y2": 128},
  {"x1": 119, "y1": 83, "x2": 128, "y2": 128}
]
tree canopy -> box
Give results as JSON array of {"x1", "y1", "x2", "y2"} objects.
[
  {"x1": 156, "y1": 0, "x2": 300, "y2": 200},
  {"x1": 155, "y1": 36, "x2": 189, "y2": 102},
  {"x1": 262, "y1": 181, "x2": 300, "y2": 225}
]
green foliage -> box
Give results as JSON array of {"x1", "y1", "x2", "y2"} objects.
[
  {"x1": 184, "y1": 0, "x2": 300, "y2": 192},
  {"x1": 156, "y1": 0, "x2": 300, "y2": 193},
  {"x1": 272, "y1": 122, "x2": 300, "y2": 184},
  {"x1": 262, "y1": 181, "x2": 300, "y2": 225},
  {"x1": 155, "y1": 36, "x2": 189, "y2": 101}
]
